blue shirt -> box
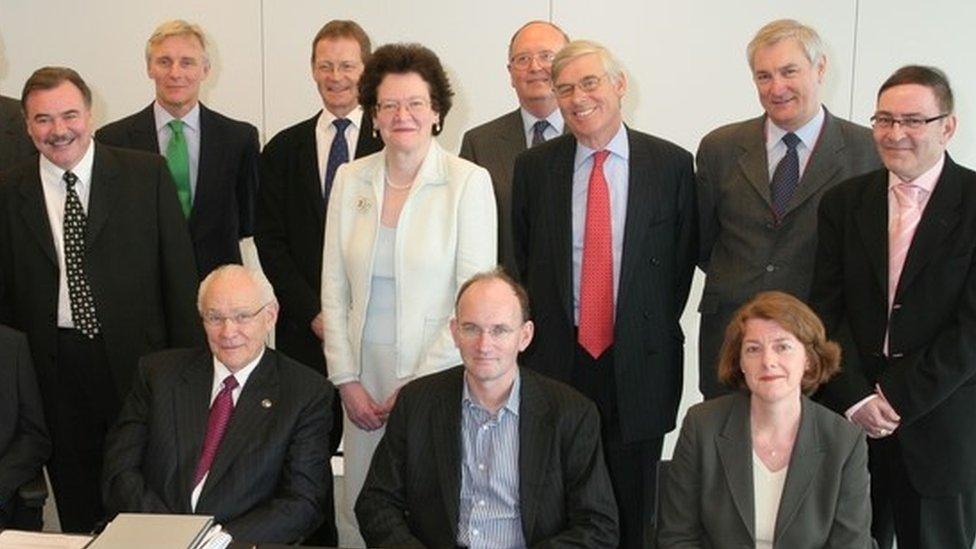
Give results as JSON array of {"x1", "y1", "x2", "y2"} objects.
[
  {"x1": 457, "y1": 373, "x2": 525, "y2": 549},
  {"x1": 572, "y1": 123, "x2": 630, "y2": 324}
]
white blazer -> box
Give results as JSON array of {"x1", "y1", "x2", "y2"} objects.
[{"x1": 321, "y1": 139, "x2": 497, "y2": 385}]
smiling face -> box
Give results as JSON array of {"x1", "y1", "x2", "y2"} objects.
[
  {"x1": 874, "y1": 83, "x2": 955, "y2": 182},
  {"x1": 312, "y1": 36, "x2": 364, "y2": 118},
  {"x1": 147, "y1": 33, "x2": 210, "y2": 118},
  {"x1": 200, "y1": 269, "x2": 278, "y2": 373},
  {"x1": 372, "y1": 72, "x2": 438, "y2": 155},
  {"x1": 24, "y1": 81, "x2": 93, "y2": 171},
  {"x1": 555, "y1": 52, "x2": 626, "y2": 150},
  {"x1": 508, "y1": 22, "x2": 567, "y2": 117},
  {"x1": 740, "y1": 318, "x2": 807, "y2": 404},
  {"x1": 451, "y1": 278, "x2": 533, "y2": 386},
  {"x1": 751, "y1": 38, "x2": 824, "y2": 132}
]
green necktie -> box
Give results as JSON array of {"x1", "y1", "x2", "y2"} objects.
[{"x1": 166, "y1": 119, "x2": 192, "y2": 217}]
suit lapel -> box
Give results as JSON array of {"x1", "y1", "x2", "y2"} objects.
[
  {"x1": 16, "y1": 168, "x2": 57, "y2": 265},
  {"x1": 299, "y1": 113, "x2": 327, "y2": 221},
  {"x1": 617, "y1": 128, "x2": 659, "y2": 317},
  {"x1": 85, "y1": 145, "x2": 121, "y2": 247},
  {"x1": 854, "y1": 171, "x2": 890, "y2": 301},
  {"x1": 517, "y1": 371, "x2": 553, "y2": 542},
  {"x1": 499, "y1": 109, "x2": 528, "y2": 151},
  {"x1": 774, "y1": 397, "x2": 825, "y2": 541},
  {"x1": 897, "y1": 155, "x2": 962, "y2": 296},
  {"x1": 128, "y1": 104, "x2": 161, "y2": 152},
  {"x1": 192, "y1": 104, "x2": 223, "y2": 227},
  {"x1": 200, "y1": 350, "x2": 280, "y2": 500},
  {"x1": 173, "y1": 351, "x2": 213, "y2": 510},
  {"x1": 736, "y1": 116, "x2": 772, "y2": 208},
  {"x1": 715, "y1": 394, "x2": 756, "y2": 541},
  {"x1": 550, "y1": 137, "x2": 576, "y2": 322},
  {"x1": 432, "y1": 370, "x2": 463, "y2": 530},
  {"x1": 785, "y1": 110, "x2": 844, "y2": 215}
]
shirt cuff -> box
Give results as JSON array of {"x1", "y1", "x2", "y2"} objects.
[
  {"x1": 330, "y1": 373, "x2": 360, "y2": 386},
  {"x1": 845, "y1": 394, "x2": 879, "y2": 421}
]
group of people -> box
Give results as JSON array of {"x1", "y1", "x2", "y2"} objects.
[{"x1": 0, "y1": 12, "x2": 973, "y2": 549}]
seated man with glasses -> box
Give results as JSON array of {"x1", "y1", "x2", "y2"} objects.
[
  {"x1": 356, "y1": 269, "x2": 619, "y2": 548},
  {"x1": 103, "y1": 264, "x2": 335, "y2": 544}
]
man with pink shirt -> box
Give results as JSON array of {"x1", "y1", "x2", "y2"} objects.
[{"x1": 811, "y1": 65, "x2": 976, "y2": 549}]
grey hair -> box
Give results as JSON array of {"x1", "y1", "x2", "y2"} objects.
[
  {"x1": 551, "y1": 39, "x2": 625, "y2": 85},
  {"x1": 746, "y1": 19, "x2": 824, "y2": 69},
  {"x1": 197, "y1": 264, "x2": 276, "y2": 313}
]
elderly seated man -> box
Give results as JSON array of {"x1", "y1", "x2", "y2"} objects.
[{"x1": 103, "y1": 264, "x2": 334, "y2": 543}]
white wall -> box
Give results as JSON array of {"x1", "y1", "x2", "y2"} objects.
[{"x1": 2, "y1": 0, "x2": 973, "y2": 457}]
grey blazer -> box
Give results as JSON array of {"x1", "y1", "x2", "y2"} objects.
[
  {"x1": 459, "y1": 109, "x2": 525, "y2": 275},
  {"x1": 695, "y1": 109, "x2": 880, "y2": 397},
  {"x1": 657, "y1": 393, "x2": 872, "y2": 549}
]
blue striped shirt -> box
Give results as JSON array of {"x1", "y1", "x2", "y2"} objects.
[{"x1": 457, "y1": 373, "x2": 525, "y2": 549}]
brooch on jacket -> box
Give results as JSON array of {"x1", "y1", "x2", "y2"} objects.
[{"x1": 355, "y1": 197, "x2": 372, "y2": 213}]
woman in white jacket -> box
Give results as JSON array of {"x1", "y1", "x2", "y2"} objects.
[{"x1": 321, "y1": 43, "x2": 497, "y2": 541}]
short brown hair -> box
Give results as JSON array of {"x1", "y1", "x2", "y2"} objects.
[
  {"x1": 22, "y1": 66, "x2": 92, "y2": 109},
  {"x1": 358, "y1": 43, "x2": 453, "y2": 136},
  {"x1": 455, "y1": 269, "x2": 530, "y2": 323},
  {"x1": 878, "y1": 65, "x2": 954, "y2": 114},
  {"x1": 311, "y1": 20, "x2": 371, "y2": 64},
  {"x1": 717, "y1": 291, "x2": 840, "y2": 394}
]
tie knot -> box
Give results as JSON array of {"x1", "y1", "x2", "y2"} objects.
[
  {"x1": 533, "y1": 119, "x2": 550, "y2": 134},
  {"x1": 168, "y1": 119, "x2": 185, "y2": 135},
  {"x1": 333, "y1": 118, "x2": 351, "y2": 132},
  {"x1": 222, "y1": 375, "x2": 239, "y2": 391},
  {"x1": 592, "y1": 149, "x2": 610, "y2": 167},
  {"x1": 62, "y1": 171, "x2": 78, "y2": 188},
  {"x1": 782, "y1": 132, "x2": 800, "y2": 150},
  {"x1": 893, "y1": 183, "x2": 924, "y2": 208}
]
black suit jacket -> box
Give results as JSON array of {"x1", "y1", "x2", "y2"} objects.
[
  {"x1": 512, "y1": 129, "x2": 697, "y2": 442},
  {"x1": 355, "y1": 366, "x2": 619, "y2": 548},
  {"x1": 254, "y1": 112, "x2": 382, "y2": 372},
  {"x1": 0, "y1": 325, "x2": 50, "y2": 509},
  {"x1": 0, "y1": 95, "x2": 35, "y2": 174},
  {"x1": 103, "y1": 347, "x2": 335, "y2": 544},
  {"x1": 811, "y1": 155, "x2": 976, "y2": 496},
  {"x1": 96, "y1": 103, "x2": 260, "y2": 277},
  {"x1": 0, "y1": 143, "x2": 201, "y2": 402}
]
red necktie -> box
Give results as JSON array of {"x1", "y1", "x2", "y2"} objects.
[
  {"x1": 193, "y1": 375, "x2": 239, "y2": 487},
  {"x1": 578, "y1": 150, "x2": 614, "y2": 359}
]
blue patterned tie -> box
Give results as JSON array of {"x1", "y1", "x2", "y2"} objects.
[
  {"x1": 531, "y1": 119, "x2": 550, "y2": 147},
  {"x1": 770, "y1": 132, "x2": 800, "y2": 220},
  {"x1": 324, "y1": 118, "x2": 351, "y2": 198}
]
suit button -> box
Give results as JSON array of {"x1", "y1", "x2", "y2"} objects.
[
  {"x1": 650, "y1": 257, "x2": 661, "y2": 266},
  {"x1": 892, "y1": 303, "x2": 902, "y2": 310},
  {"x1": 765, "y1": 222, "x2": 774, "y2": 230},
  {"x1": 891, "y1": 352, "x2": 904, "y2": 358},
  {"x1": 765, "y1": 264, "x2": 775, "y2": 272}
]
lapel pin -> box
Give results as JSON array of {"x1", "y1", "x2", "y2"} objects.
[
  {"x1": 355, "y1": 197, "x2": 372, "y2": 213},
  {"x1": 261, "y1": 398, "x2": 273, "y2": 409}
]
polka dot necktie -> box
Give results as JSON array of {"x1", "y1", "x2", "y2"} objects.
[
  {"x1": 62, "y1": 171, "x2": 101, "y2": 338},
  {"x1": 324, "y1": 118, "x2": 351, "y2": 199},
  {"x1": 531, "y1": 119, "x2": 550, "y2": 147},
  {"x1": 578, "y1": 150, "x2": 614, "y2": 359},
  {"x1": 770, "y1": 132, "x2": 801, "y2": 221}
]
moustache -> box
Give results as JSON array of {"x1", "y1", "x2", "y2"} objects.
[{"x1": 45, "y1": 132, "x2": 76, "y2": 146}]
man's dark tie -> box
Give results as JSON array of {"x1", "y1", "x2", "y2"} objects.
[
  {"x1": 193, "y1": 374, "x2": 239, "y2": 488},
  {"x1": 531, "y1": 119, "x2": 550, "y2": 147},
  {"x1": 770, "y1": 132, "x2": 800, "y2": 219},
  {"x1": 324, "y1": 118, "x2": 351, "y2": 199},
  {"x1": 62, "y1": 171, "x2": 101, "y2": 338}
]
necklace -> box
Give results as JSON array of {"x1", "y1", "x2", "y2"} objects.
[{"x1": 385, "y1": 174, "x2": 413, "y2": 191}]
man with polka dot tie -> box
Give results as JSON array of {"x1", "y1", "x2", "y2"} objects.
[{"x1": 0, "y1": 66, "x2": 199, "y2": 533}]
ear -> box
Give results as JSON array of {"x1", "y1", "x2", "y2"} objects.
[
  {"x1": 613, "y1": 72, "x2": 628, "y2": 98},
  {"x1": 518, "y1": 320, "x2": 534, "y2": 352},
  {"x1": 450, "y1": 317, "x2": 461, "y2": 347},
  {"x1": 941, "y1": 113, "x2": 958, "y2": 144},
  {"x1": 815, "y1": 55, "x2": 827, "y2": 83}
]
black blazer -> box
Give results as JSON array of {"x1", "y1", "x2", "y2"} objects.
[
  {"x1": 0, "y1": 96, "x2": 35, "y2": 175},
  {"x1": 811, "y1": 155, "x2": 976, "y2": 496},
  {"x1": 0, "y1": 325, "x2": 50, "y2": 508},
  {"x1": 103, "y1": 347, "x2": 335, "y2": 544},
  {"x1": 96, "y1": 103, "x2": 260, "y2": 277},
  {"x1": 254, "y1": 112, "x2": 382, "y2": 372},
  {"x1": 0, "y1": 143, "x2": 202, "y2": 402},
  {"x1": 355, "y1": 366, "x2": 619, "y2": 548},
  {"x1": 657, "y1": 393, "x2": 872, "y2": 548},
  {"x1": 512, "y1": 129, "x2": 697, "y2": 442}
]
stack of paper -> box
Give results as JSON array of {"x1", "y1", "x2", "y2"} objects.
[{"x1": 87, "y1": 513, "x2": 229, "y2": 549}]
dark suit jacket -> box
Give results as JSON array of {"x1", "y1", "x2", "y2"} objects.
[
  {"x1": 96, "y1": 103, "x2": 260, "y2": 277},
  {"x1": 0, "y1": 95, "x2": 35, "y2": 174},
  {"x1": 657, "y1": 393, "x2": 872, "y2": 548},
  {"x1": 512, "y1": 128, "x2": 697, "y2": 442},
  {"x1": 0, "y1": 325, "x2": 51, "y2": 509},
  {"x1": 695, "y1": 110, "x2": 879, "y2": 397},
  {"x1": 0, "y1": 143, "x2": 201, "y2": 403},
  {"x1": 103, "y1": 347, "x2": 335, "y2": 544},
  {"x1": 255, "y1": 111, "x2": 382, "y2": 374},
  {"x1": 355, "y1": 366, "x2": 619, "y2": 548},
  {"x1": 459, "y1": 108, "x2": 525, "y2": 275},
  {"x1": 811, "y1": 155, "x2": 976, "y2": 496}
]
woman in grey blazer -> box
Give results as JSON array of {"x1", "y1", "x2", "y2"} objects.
[{"x1": 658, "y1": 291, "x2": 872, "y2": 548}]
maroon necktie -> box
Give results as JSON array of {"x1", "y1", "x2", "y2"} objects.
[
  {"x1": 193, "y1": 375, "x2": 239, "y2": 487},
  {"x1": 578, "y1": 150, "x2": 614, "y2": 359}
]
